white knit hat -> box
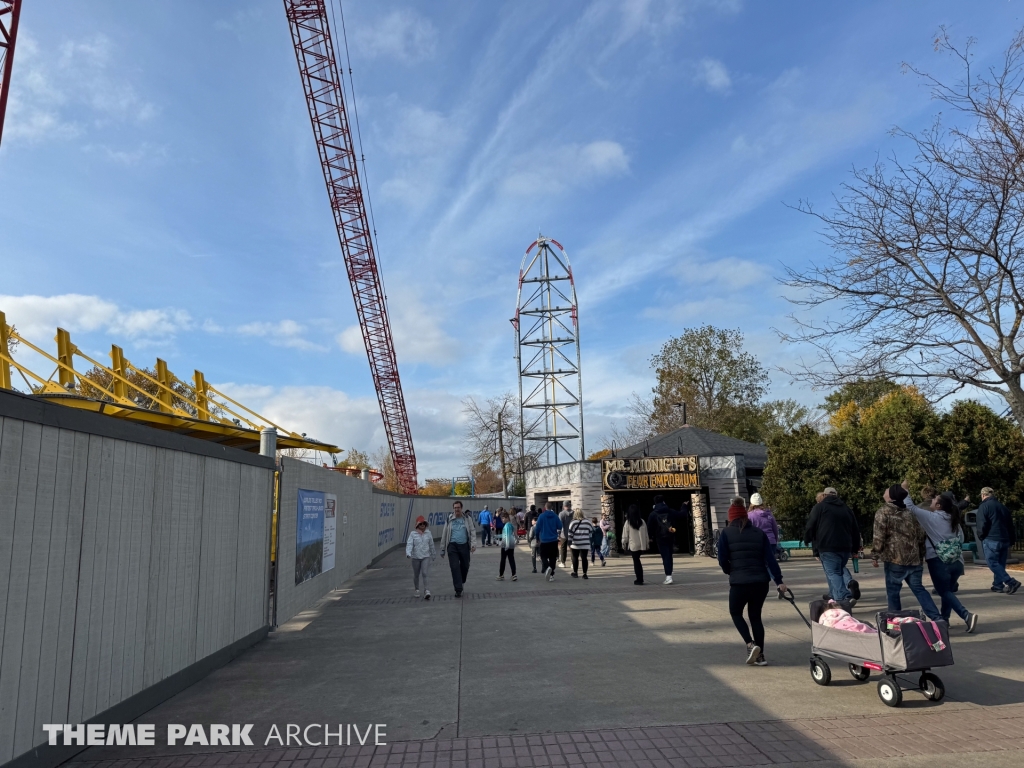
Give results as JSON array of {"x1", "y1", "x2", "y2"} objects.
[{"x1": 750, "y1": 493, "x2": 764, "y2": 506}]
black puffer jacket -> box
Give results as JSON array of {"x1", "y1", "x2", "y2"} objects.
[
  {"x1": 718, "y1": 519, "x2": 783, "y2": 585},
  {"x1": 803, "y1": 496, "x2": 861, "y2": 554}
]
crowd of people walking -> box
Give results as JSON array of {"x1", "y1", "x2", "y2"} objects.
[{"x1": 407, "y1": 484, "x2": 1018, "y2": 666}]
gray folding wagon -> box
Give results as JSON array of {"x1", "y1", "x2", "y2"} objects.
[{"x1": 784, "y1": 592, "x2": 954, "y2": 707}]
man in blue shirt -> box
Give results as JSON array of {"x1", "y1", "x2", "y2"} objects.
[
  {"x1": 534, "y1": 502, "x2": 563, "y2": 581},
  {"x1": 441, "y1": 500, "x2": 478, "y2": 596},
  {"x1": 478, "y1": 505, "x2": 493, "y2": 546}
]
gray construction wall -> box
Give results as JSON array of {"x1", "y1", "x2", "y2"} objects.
[
  {"x1": 0, "y1": 390, "x2": 275, "y2": 768},
  {"x1": 275, "y1": 457, "x2": 523, "y2": 624}
]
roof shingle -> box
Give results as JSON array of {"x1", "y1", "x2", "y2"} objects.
[{"x1": 616, "y1": 425, "x2": 767, "y2": 465}]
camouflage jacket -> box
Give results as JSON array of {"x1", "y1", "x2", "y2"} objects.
[{"x1": 872, "y1": 502, "x2": 926, "y2": 566}]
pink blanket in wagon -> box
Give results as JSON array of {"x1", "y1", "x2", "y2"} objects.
[{"x1": 819, "y1": 606, "x2": 877, "y2": 634}]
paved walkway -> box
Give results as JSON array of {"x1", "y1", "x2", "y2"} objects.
[{"x1": 71, "y1": 545, "x2": 1024, "y2": 767}]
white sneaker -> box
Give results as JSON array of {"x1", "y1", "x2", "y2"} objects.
[
  {"x1": 663, "y1": 576, "x2": 673, "y2": 585},
  {"x1": 414, "y1": 590, "x2": 420, "y2": 597},
  {"x1": 424, "y1": 590, "x2": 431, "y2": 600}
]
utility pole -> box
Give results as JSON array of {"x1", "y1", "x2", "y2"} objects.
[{"x1": 497, "y1": 410, "x2": 508, "y2": 496}]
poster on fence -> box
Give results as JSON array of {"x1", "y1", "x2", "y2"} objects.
[
  {"x1": 323, "y1": 493, "x2": 337, "y2": 573},
  {"x1": 296, "y1": 489, "x2": 337, "y2": 584},
  {"x1": 296, "y1": 489, "x2": 323, "y2": 584}
]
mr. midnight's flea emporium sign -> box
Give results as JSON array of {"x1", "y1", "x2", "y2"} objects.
[{"x1": 601, "y1": 456, "x2": 701, "y2": 491}]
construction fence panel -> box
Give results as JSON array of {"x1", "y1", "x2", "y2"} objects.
[
  {"x1": 275, "y1": 457, "x2": 524, "y2": 625},
  {"x1": 0, "y1": 390, "x2": 275, "y2": 768}
]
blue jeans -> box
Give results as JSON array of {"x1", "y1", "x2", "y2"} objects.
[
  {"x1": 657, "y1": 539, "x2": 674, "y2": 576},
  {"x1": 883, "y1": 562, "x2": 941, "y2": 620},
  {"x1": 819, "y1": 552, "x2": 851, "y2": 601},
  {"x1": 948, "y1": 560, "x2": 964, "y2": 592},
  {"x1": 982, "y1": 539, "x2": 1014, "y2": 588},
  {"x1": 925, "y1": 557, "x2": 969, "y2": 623}
]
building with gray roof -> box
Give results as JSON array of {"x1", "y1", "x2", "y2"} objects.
[{"x1": 524, "y1": 424, "x2": 767, "y2": 555}]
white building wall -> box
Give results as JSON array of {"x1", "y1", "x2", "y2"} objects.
[
  {"x1": 700, "y1": 455, "x2": 743, "y2": 531},
  {"x1": 524, "y1": 461, "x2": 603, "y2": 516}
]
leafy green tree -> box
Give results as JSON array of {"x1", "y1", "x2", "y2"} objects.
[
  {"x1": 718, "y1": 399, "x2": 811, "y2": 444},
  {"x1": 823, "y1": 378, "x2": 900, "y2": 416},
  {"x1": 650, "y1": 326, "x2": 769, "y2": 435},
  {"x1": 761, "y1": 425, "x2": 831, "y2": 533},
  {"x1": 343, "y1": 448, "x2": 372, "y2": 470},
  {"x1": 371, "y1": 446, "x2": 401, "y2": 492},
  {"x1": 469, "y1": 460, "x2": 504, "y2": 495},
  {"x1": 421, "y1": 479, "x2": 452, "y2": 497},
  {"x1": 932, "y1": 401, "x2": 1024, "y2": 506},
  {"x1": 763, "y1": 385, "x2": 1024, "y2": 539}
]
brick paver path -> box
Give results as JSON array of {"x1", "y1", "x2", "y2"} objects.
[{"x1": 69, "y1": 703, "x2": 1024, "y2": 768}]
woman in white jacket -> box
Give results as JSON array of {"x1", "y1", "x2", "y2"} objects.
[
  {"x1": 620, "y1": 504, "x2": 650, "y2": 586},
  {"x1": 406, "y1": 516, "x2": 437, "y2": 599}
]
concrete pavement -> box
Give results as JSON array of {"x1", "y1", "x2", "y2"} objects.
[{"x1": 71, "y1": 544, "x2": 1024, "y2": 767}]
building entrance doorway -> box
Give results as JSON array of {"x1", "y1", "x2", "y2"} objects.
[{"x1": 611, "y1": 489, "x2": 701, "y2": 555}]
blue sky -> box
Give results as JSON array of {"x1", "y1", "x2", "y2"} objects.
[{"x1": 2, "y1": 1, "x2": 1020, "y2": 479}]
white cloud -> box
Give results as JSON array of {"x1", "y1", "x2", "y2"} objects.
[
  {"x1": 502, "y1": 140, "x2": 629, "y2": 196},
  {"x1": 671, "y1": 256, "x2": 770, "y2": 289},
  {"x1": 383, "y1": 104, "x2": 461, "y2": 157},
  {"x1": 378, "y1": 104, "x2": 465, "y2": 208},
  {"x1": 337, "y1": 326, "x2": 363, "y2": 355},
  {"x1": 215, "y1": 383, "x2": 470, "y2": 479},
  {"x1": 580, "y1": 140, "x2": 630, "y2": 174},
  {"x1": 214, "y1": 6, "x2": 265, "y2": 37},
  {"x1": 237, "y1": 319, "x2": 326, "y2": 351},
  {"x1": 0, "y1": 294, "x2": 191, "y2": 342},
  {"x1": 696, "y1": 57, "x2": 731, "y2": 92},
  {"x1": 336, "y1": 290, "x2": 458, "y2": 365},
  {"x1": 354, "y1": 9, "x2": 437, "y2": 63},
  {"x1": 111, "y1": 308, "x2": 193, "y2": 339},
  {"x1": 7, "y1": 34, "x2": 156, "y2": 144},
  {"x1": 83, "y1": 142, "x2": 168, "y2": 166}
]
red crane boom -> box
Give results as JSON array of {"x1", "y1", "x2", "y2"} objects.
[
  {"x1": 283, "y1": 0, "x2": 418, "y2": 493},
  {"x1": 0, "y1": 0, "x2": 22, "y2": 147}
]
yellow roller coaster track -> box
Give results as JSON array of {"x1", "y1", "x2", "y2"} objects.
[{"x1": 0, "y1": 310, "x2": 339, "y2": 455}]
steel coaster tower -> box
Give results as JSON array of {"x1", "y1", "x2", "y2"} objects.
[{"x1": 513, "y1": 236, "x2": 584, "y2": 467}]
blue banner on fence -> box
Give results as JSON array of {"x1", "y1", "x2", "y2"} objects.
[{"x1": 296, "y1": 489, "x2": 325, "y2": 585}]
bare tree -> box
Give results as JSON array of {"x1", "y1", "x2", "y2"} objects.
[
  {"x1": 371, "y1": 446, "x2": 401, "y2": 492},
  {"x1": 780, "y1": 29, "x2": 1024, "y2": 428},
  {"x1": 608, "y1": 392, "x2": 657, "y2": 448},
  {"x1": 462, "y1": 392, "x2": 542, "y2": 493}
]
